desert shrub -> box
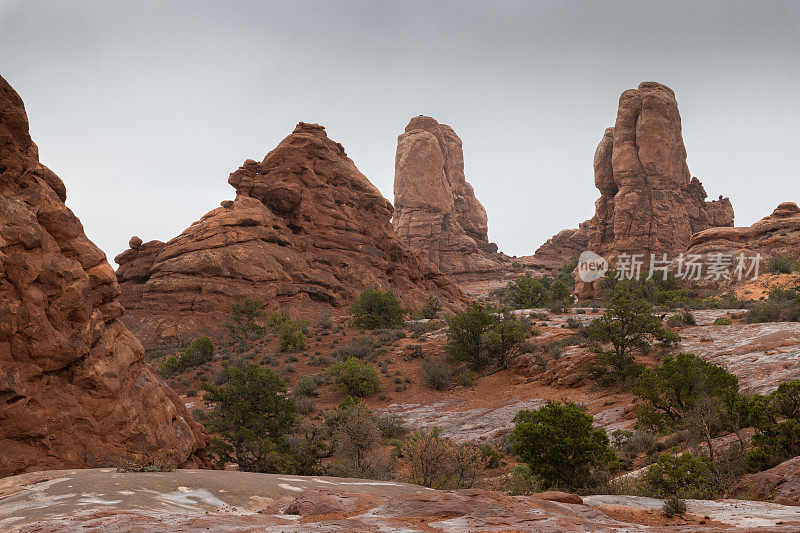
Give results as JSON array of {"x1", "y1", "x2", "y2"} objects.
[
  {"x1": 645, "y1": 453, "x2": 714, "y2": 499},
  {"x1": 585, "y1": 283, "x2": 679, "y2": 385},
  {"x1": 315, "y1": 311, "x2": 333, "y2": 331},
  {"x1": 191, "y1": 408, "x2": 207, "y2": 422},
  {"x1": 332, "y1": 336, "x2": 376, "y2": 361},
  {"x1": 510, "y1": 400, "x2": 618, "y2": 490},
  {"x1": 633, "y1": 353, "x2": 740, "y2": 433},
  {"x1": 745, "y1": 287, "x2": 800, "y2": 323},
  {"x1": 505, "y1": 464, "x2": 541, "y2": 495},
  {"x1": 446, "y1": 303, "x2": 527, "y2": 370},
  {"x1": 662, "y1": 495, "x2": 688, "y2": 518},
  {"x1": 296, "y1": 396, "x2": 315, "y2": 415},
  {"x1": 376, "y1": 413, "x2": 408, "y2": 440},
  {"x1": 202, "y1": 363, "x2": 304, "y2": 473},
  {"x1": 157, "y1": 337, "x2": 215, "y2": 376},
  {"x1": 328, "y1": 402, "x2": 384, "y2": 478},
  {"x1": 666, "y1": 311, "x2": 696, "y2": 328},
  {"x1": 603, "y1": 273, "x2": 693, "y2": 309},
  {"x1": 479, "y1": 445, "x2": 502, "y2": 468},
  {"x1": 279, "y1": 320, "x2": 307, "y2": 352},
  {"x1": 266, "y1": 310, "x2": 291, "y2": 331},
  {"x1": 421, "y1": 355, "x2": 452, "y2": 390},
  {"x1": 224, "y1": 298, "x2": 266, "y2": 340},
  {"x1": 501, "y1": 274, "x2": 573, "y2": 310},
  {"x1": 767, "y1": 255, "x2": 800, "y2": 274},
  {"x1": 419, "y1": 295, "x2": 442, "y2": 319},
  {"x1": 294, "y1": 375, "x2": 320, "y2": 397},
  {"x1": 455, "y1": 368, "x2": 476, "y2": 387},
  {"x1": 350, "y1": 288, "x2": 407, "y2": 329},
  {"x1": 400, "y1": 427, "x2": 486, "y2": 489},
  {"x1": 747, "y1": 380, "x2": 800, "y2": 471},
  {"x1": 713, "y1": 317, "x2": 732, "y2": 326},
  {"x1": 326, "y1": 357, "x2": 381, "y2": 398}
]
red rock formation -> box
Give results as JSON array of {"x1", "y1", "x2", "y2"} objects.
[
  {"x1": 589, "y1": 82, "x2": 734, "y2": 258},
  {"x1": 728, "y1": 455, "x2": 800, "y2": 506},
  {"x1": 526, "y1": 221, "x2": 592, "y2": 271},
  {"x1": 116, "y1": 122, "x2": 466, "y2": 345},
  {"x1": 392, "y1": 116, "x2": 506, "y2": 278},
  {"x1": 688, "y1": 202, "x2": 800, "y2": 261},
  {"x1": 0, "y1": 75, "x2": 206, "y2": 476}
]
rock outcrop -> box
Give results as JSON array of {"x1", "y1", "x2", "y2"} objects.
[
  {"x1": 688, "y1": 202, "x2": 800, "y2": 261},
  {"x1": 116, "y1": 122, "x2": 466, "y2": 345},
  {"x1": 588, "y1": 83, "x2": 734, "y2": 258},
  {"x1": 392, "y1": 116, "x2": 507, "y2": 278},
  {"x1": 526, "y1": 220, "x2": 592, "y2": 271},
  {"x1": 0, "y1": 75, "x2": 207, "y2": 476},
  {"x1": 729, "y1": 455, "x2": 800, "y2": 506}
]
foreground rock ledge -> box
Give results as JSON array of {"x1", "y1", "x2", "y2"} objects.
[
  {"x1": 0, "y1": 74, "x2": 207, "y2": 477},
  {"x1": 1, "y1": 469, "x2": 799, "y2": 532}
]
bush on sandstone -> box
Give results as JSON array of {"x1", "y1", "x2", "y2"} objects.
[
  {"x1": 224, "y1": 298, "x2": 266, "y2": 340},
  {"x1": 400, "y1": 427, "x2": 486, "y2": 489},
  {"x1": 510, "y1": 400, "x2": 619, "y2": 490},
  {"x1": 350, "y1": 288, "x2": 407, "y2": 329},
  {"x1": 326, "y1": 357, "x2": 381, "y2": 398},
  {"x1": 201, "y1": 363, "x2": 303, "y2": 473}
]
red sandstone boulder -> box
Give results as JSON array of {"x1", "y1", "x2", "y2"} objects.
[
  {"x1": 116, "y1": 122, "x2": 467, "y2": 345},
  {"x1": 392, "y1": 116, "x2": 507, "y2": 278},
  {"x1": 0, "y1": 75, "x2": 207, "y2": 476},
  {"x1": 728, "y1": 455, "x2": 800, "y2": 506}
]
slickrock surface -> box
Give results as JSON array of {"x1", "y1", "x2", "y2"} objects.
[
  {"x1": 393, "y1": 116, "x2": 508, "y2": 278},
  {"x1": 116, "y1": 122, "x2": 466, "y2": 345},
  {"x1": 688, "y1": 202, "x2": 800, "y2": 261},
  {"x1": 3, "y1": 469, "x2": 799, "y2": 532},
  {"x1": 0, "y1": 75, "x2": 206, "y2": 477},
  {"x1": 680, "y1": 321, "x2": 800, "y2": 394}
]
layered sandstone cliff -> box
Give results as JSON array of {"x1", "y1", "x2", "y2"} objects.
[
  {"x1": 688, "y1": 202, "x2": 800, "y2": 260},
  {"x1": 116, "y1": 123, "x2": 467, "y2": 345},
  {"x1": 0, "y1": 75, "x2": 207, "y2": 476},
  {"x1": 392, "y1": 116, "x2": 507, "y2": 278}
]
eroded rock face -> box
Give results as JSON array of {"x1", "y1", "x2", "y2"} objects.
[
  {"x1": 729, "y1": 456, "x2": 800, "y2": 506},
  {"x1": 0, "y1": 75, "x2": 206, "y2": 476},
  {"x1": 527, "y1": 220, "x2": 592, "y2": 271},
  {"x1": 393, "y1": 116, "x2": 506, "y2": 278},
  {"x1": 688, "y1": 202, "x2": 800, "y2": 261},
  {"x1": 589, "y1": 82, "x2": 734, "y2": 258},
  {"x1": 117, "y1": 122, "x2": 466, "y2": 345}
]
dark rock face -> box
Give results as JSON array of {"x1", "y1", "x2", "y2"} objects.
[
  {"x1": 392, "y1": 116, "x2": 506, "y2": 277},
  {"x1": 0, "y1": 75, "x2": 207, "y2": 476},
  {"x1": 116, "y1": 122, "x2": 467, "y2": 345}
]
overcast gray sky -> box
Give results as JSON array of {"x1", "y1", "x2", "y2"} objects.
[{"x1": 1, "y1": 1, "x2": 798, "y2": 261}]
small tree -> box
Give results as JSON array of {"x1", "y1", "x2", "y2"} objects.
[
  {"x1": 633, "y1": 352, "x2": 740, "y2": 433},
  {"x1": 183, "y1": 336, "x2": 214, "y2": 366},
  {"x1": 584, "y1": 284, "x2": 678, "y2": 383},
  {"x1": 400, "y1": 427, "x2": 485, "y2": 489},
  {"x1": 329, "y1": 402, "x2": 383, "y2": 478},
  {"x1": 326, "y1": 357, "x2": 381, "y2": 398},
  {"x1": 224, "y1": 298, "x2": 266, "y2": 340},
  {"x1": 645, "y1": 453, "x2": 714, "y2": 499},
  {"x1": 419, "y1": 295, "x2": 442, "y2": 319},
  {"x1": 747, "y1": 380, "x2": 800, "y2": 471},
  {"x1": 279, "y1": 320, "x2": 307, "y2": 352},
  {"x1": 445, "y1": 303, "x2": 526, "y2": 371},
  {"x1": 202, "y1": 363, "x2": 300, "y2": 473},
  {"x1": 350, "y1": 288, "x2": 407, "y2": 329},
  {"x1": 511, "y1": 400, "x2": 618, "y2": 490}
]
